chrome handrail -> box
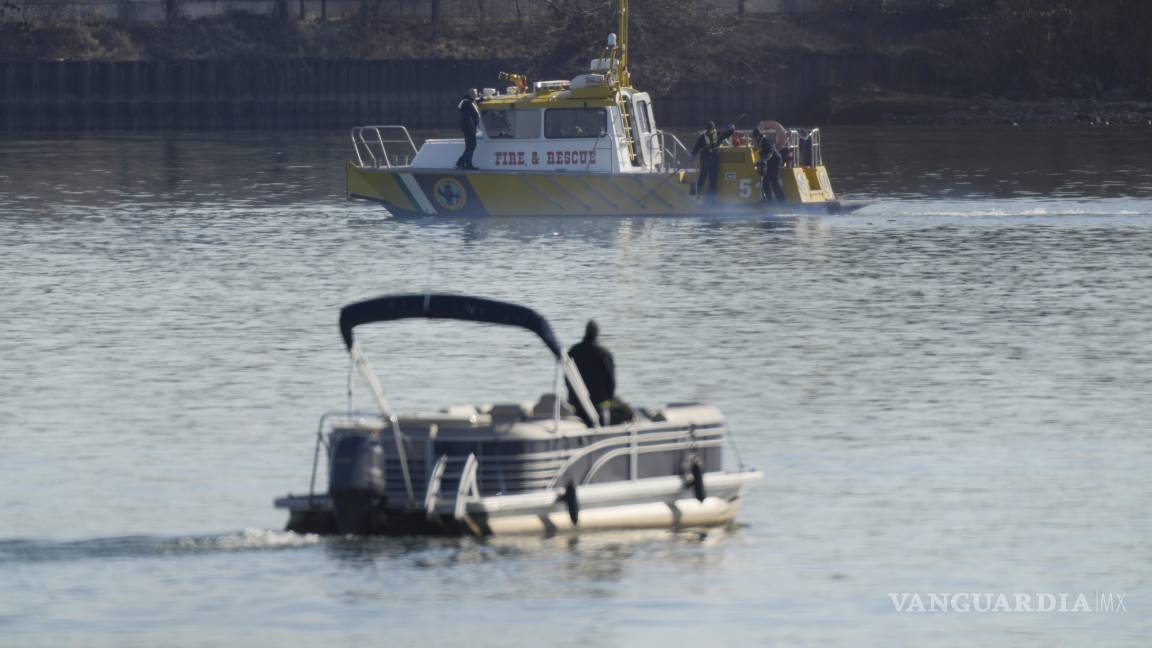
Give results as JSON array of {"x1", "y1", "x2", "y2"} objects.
[
  {"x1": 425, "y1": 454, "x2": 449, "y2": 519},
  {"x1": 544, "y1": 424, "x2": 725, "y2": 489},
  {"x1": 307, "y1": 412, "x2": 335, "y2": 501},
  {"x1": 809, "y1": 128, "x2": 823, "y2": 167},
  {"x1": 783, "y1": 128, "x2": 801, "y2": 168},
  {"x1": 780, "y1": 127, "x2": 822, "y2": 168},
  {"x1": 306, "y1": 409, "x2": 423, "y2": 501},
  {"x1": 351, "y1": 125, "x2": 419, "y2": 169},
  {"x1": 583, "y1": 438, "x2": 724, "y2": 485},
  {"x1": 654, "y1": 129, "x2": 691, "y2": 173},
  {"x1": 454, "y1": 453, "x2": 481, "y2": 521}
]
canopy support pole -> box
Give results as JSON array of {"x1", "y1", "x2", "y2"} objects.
[
  {"x1": 350, "y1": 341, "x2": 417, "y2": 507},
  {"x1": 563, "y1": 354, "x2": 602, "y2": 430}
]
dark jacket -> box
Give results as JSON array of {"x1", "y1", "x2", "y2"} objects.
[
  {"x1": 691, "y1": 128, "x2": 735, "y2": 162},
  {"x1": 458, "y1": 96, "x2": 480, "y2": 132},
  {"x1": 759, "y1": 141, "x2": 782, "y2": 177},
  {"x1": 566, "y1": 339, "x2": 616, "y2": 407}
]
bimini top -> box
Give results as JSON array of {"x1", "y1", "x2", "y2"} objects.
[{"x1": 339, "y1": 293, "x2": 563, "y2": 358}]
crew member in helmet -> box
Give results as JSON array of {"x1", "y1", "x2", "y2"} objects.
[
  {"x1": 455, "y1": 88, "x2": 481, "y2": 170},
  {"x1": 691, "y1": 121, "x2": 735, "y2": 199}
]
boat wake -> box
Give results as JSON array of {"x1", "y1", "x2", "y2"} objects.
[
  {"x1": 0, "y1": 529, "x2": 322, "y2": 564},
  {"x1": 0, "y1": 526, "x2": 744, "y2": 567},
  {"x1": 853, "y1": 197, "x2": 1152, "y2": 219}
]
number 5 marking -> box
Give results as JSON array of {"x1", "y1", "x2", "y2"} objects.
[{"x1": 738, "y1": 178, "x2": 752, "y2": 198}]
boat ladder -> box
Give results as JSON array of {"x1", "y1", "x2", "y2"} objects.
[
  {"x1": 351, "y1": 125, "x2": 419, "y2": 168},
  {"x1": 617, "y1": 97, "x2": 640, "y2": 166},
  {"x1": 424, "y1": 455, "x2": 449, "y2": 519},
  {"x1": 424, "y1": 453, "x2": 482, "y2": 527}
]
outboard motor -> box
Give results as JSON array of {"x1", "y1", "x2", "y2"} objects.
[{"x1": 328, "y1": 433, "x2": 386, "y2": 534}]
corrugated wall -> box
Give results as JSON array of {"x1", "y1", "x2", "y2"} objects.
[
  {"x1": 1, "y1": 0, "x2": 800, "y2": 24},
  {"x1": 0, "y1": 55, "x2": 943, "y2": 131}
]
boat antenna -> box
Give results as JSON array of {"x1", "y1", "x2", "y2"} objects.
[
  {"x1": 601, "y1": 0, "x2": 630, "y2": 90},
  {"x1": 617, "y1": 0, "x2": 629, "y2": 89},
  {"x1": 423, "y1": 256, "x2": 437, "y2": 306},
  {"x1": 347, "y1": 358, "x2": 355, "y2": 414},
  {"x1": 612, "y1": 0, "x2": 631, "y2": 89}
]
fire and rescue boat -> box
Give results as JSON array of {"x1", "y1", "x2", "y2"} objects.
[{"x1": 345, "y1": 0, "x2": 858, "y2": 217}]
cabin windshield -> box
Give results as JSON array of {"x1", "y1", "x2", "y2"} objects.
[
  {"x1": 482, "y1": 110, "x2": 541, "y2": 139},
  {"x1": 636, "y1": 99, "x2": 652, "y2": 132},
  {"x1": 545, "y1": 108, "x2": 606, "y2": 139}
]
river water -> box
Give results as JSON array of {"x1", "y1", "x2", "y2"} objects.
[{"x1": 1, "y1": 126, "x2": 1150, "y2": 645}]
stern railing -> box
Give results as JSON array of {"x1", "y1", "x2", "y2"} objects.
[
  {"x1": 307, "y1": 410, "x2": 387, "y2": 502},
  {"x1": 351, "y1": 125, "x2": 419, "y2": 168},
  {"x1": 808, "y1": 128, "x2": 823, "y2": 167},
  {"x1": 305, "y1": 409, "x2": 427, "y2": 504},
  {"x1": 780, "y1": 127, "x2": 822, "y2": 168}
]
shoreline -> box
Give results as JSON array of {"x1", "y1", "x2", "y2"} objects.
[{"x1": 816, "y1": 91, "x2": 1152, "y2": 126}]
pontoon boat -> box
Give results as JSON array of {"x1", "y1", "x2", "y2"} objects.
[{"x1": 274, "y1": 294, "x2": 762, "y2": 536}]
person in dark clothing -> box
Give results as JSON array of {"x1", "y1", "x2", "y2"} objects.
[
  {"x1": 757, "y1": 138, "x2": 786, "y2": 202},
  {"x1": 798, "y1": 133, "x2": 813, "y2": 167},
  {"x1": 565, "y1": 320, "x2": 621, "y2": 426},
  {"x1": 455, "y1": 88, "x2": 481, "y2": 170},
  {"x1": 690, "y1": 121, "x2": 735, "y2": 199}
]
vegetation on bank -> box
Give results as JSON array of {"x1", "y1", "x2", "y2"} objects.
[{"x1": 3, "y1": 0, "x2": 1151, "y2": 123}]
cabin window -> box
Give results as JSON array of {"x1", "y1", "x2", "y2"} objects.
[
  {"x1": 545, "y1": 108, "x2": 606, "y2": 139},
  {"x1": 636, "y1": 100, "x2": 652, "y2": 133},
  {"x1": 481, "y1": 109, "x2": 541, "y2": 139}
]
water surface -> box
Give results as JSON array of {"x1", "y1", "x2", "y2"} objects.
[{"x1": 1, "y1": 126, "x2": 1150, "y2": 645}]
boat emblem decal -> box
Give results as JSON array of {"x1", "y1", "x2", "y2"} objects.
[{"x1": 432, "y1": 177, "x2": 467, "y2": 211}]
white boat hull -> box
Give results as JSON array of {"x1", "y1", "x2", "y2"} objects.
[
  {"x1": 482, "y1": 495, "x2": 742, "y2": 535},
  {"x1": 277, "y1": 469, "x2": 761, "y2": 537}
]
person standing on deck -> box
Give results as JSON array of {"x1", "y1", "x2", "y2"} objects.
[
  {"x1": 758, "y1": 138, "x2": 786, "y2": 202},
  {"x1": 455, "y1": 88, "x2": 481, "y2": 170},
  {"x1": 566, "y1": 320, "x2": 617, "y2": 426},
  {"x1": 691, "y1": 121, "x2": 735, "y2": 199}
]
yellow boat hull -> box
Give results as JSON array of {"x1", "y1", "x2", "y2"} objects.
[{"x1": 346, "y1": 161, "x2": 844, "y2": 217}]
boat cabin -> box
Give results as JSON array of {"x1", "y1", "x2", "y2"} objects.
[{"x1": 411, "y1": 70, "x2": 663, "y2": 174}]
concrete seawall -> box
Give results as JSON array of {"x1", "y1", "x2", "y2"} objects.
[{"x1": 0, "y1": 55, "x2": 941, "y2": 131}]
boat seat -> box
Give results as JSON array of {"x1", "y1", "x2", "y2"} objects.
[
  {"x1": 482, "y1": 402, "x2": 532, "y2": 422},
  {"x1": 638, "y1": 407, "x2": 663, "y2": 421},
  {"x1": 441, "y1": 404, "x2": 479, "y2": 418},
  {"x1": 529, "y1": 393, "x2": 577, "y2": 419}
]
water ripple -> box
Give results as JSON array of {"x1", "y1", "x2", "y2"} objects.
[{"x1": 0, "y1": 530, "x2": 322, "y2": 564}]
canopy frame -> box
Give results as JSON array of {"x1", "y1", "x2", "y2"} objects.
[{"x1": 340, "y1": 293, "x2": 601, "y2": 441}]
